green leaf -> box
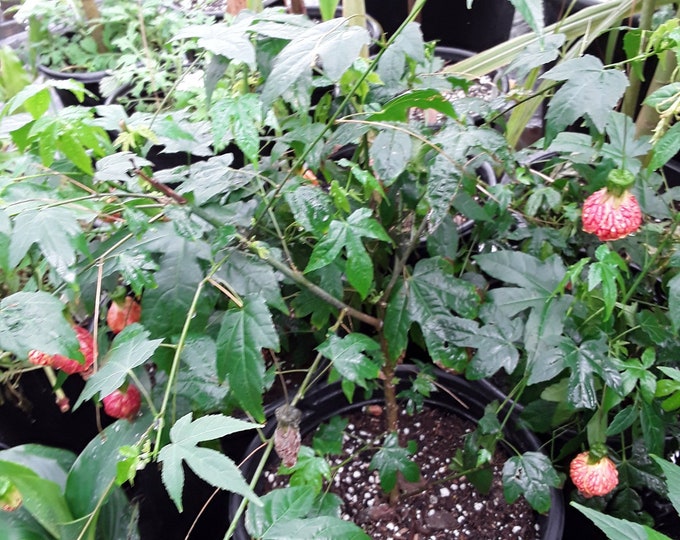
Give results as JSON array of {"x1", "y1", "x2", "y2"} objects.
[
  {"x1": 57, "y1": 131, "x2": 93, "y2": 175},
  {"x1": 369, "y1": 432, "x2": 419, "y2": 493},
  {"x1": 0, "y1": 292, "x2": 81, "y2": 360},
  {"x1": 246, "y1": 487, "x2": 369, "y2": 540},
  {"x1": 65, "y1": 413, "x2": 152, "y2": 523},
  {"x1": 281, "y1": 446, "x2": 331, "y2": 494},
  {"x1": 0, "y1": 445, "x2": 75, "y2": 492},
  {"x1": 175, "y1": 336, "x2": 229, "y2": 413},
  {"x1": 367, "y1": 89, "x2": 457, "y2": 123},
  {"x1": 9, "y1": 206, "x2": 84, "y2": 282},
  {"x1": 383, "y1": 279, "x2": 412, "y2": 361},
  {"x1": 284, "y1": 185, "x2": 334, "y2": 236},
  {"x1": 369, "y1": 129, "x2": 412, "y2": 182},
  {"x1": 509, "y1": 0, "x2": 544, "y2": 34},
  {"x1": 316, "y1": 333, "x2": 381, "y2": 389},
  {"x1": 313, "y1": 416, "x2": 349, "y2": 456},
  {"x1": 158, "y1": 413, "x2": 260, "y2": 513},
  {"x1": 667, "y1": 273, "x2": 680, "y2": 333},
  {"x1": 140, "y1": 239, "x2": 212, "y2": 339},
  {"x1": 606, "y1": 406, "x2": 638, "y2": 437},
  {"x1": 571, "y1": 502, "x2": 673, "y2": 540},
  {"x1": 262, "y1": 516, "x2": 370, "y2": 539},
  {"x1": 0, "y1": 506, "x2": 53, "y2": 540},
  {"x1": 216, "y1": 296, "x2": 279, "y2": 421},
  {"x1": 262, "y1": 20, "x2": 368, "y2": 106},
  {"x1": 562, "y1": 335, "x2": 621, "y2": 409},
  {"x1": 502, "y1": 452, "x2": 560, "y2": 513},
  {"x1": 217, "y1": 251, "x2": 287, "y2": 313},
  {"x1": 542, "y1": 55, "x2": 629, "y2": 141},
  {"x1": 407, "y1": 257, "x2": 481, "y2": 322},
  {"x1": 74, "y1": 324, "x2": 162, "y2": 409},
  {"x1": 0, "y1": 460, "x2": 73, "y2": 539},
  {"x1": 650, "y1": 456, "x2": 680, "y2": 514},
  {"x1": 210, "y1": 94, "x2": 262, "y2": 164}
]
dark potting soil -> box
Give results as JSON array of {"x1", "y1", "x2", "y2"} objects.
[{"x1": 264, "y1": 405, "x2": 540, "y2": 540}]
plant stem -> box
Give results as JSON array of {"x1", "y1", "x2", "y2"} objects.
[
  {"x1": 80, "y1": 0, "x2": 106, "y2": 53},
  {"x1": 621, "y1": 0, "x2": 656, "y2": 118}
]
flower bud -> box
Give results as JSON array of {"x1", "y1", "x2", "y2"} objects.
[{"x1": 274, "y1": 404, "x2": 302, "y2": 468}]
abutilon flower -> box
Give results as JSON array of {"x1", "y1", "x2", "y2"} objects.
[
  {"x1": 28, "y1": 326, "x2": 95, "y2": 377},
  {"x1": 103, "y1": 384, "x2": 142, "y2": 421},
  {"x1": 581, "y1": 169, "x2": 642, "y2": 241},
  {"x1": 274, "y1": 404, "x2": 302, "y2": 468},
  {"x1": 569, "y1": 451, "x2": 619, "y2": 498}
]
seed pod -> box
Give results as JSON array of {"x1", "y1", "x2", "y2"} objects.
[{"x1": 274, "y1": 404, "x2": 302, "y2": 468}]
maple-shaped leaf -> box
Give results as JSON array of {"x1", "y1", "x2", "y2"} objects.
[
  {"x1": 316, "y1": 333, "x2": 381, "y2": 389},
  {"x1": 369, "y1": 433, "x2": 419, "y2": 493},
  {"x1": 502, "y1": 451, "x2": 560, "y2": 513},
  {"x1": 542, "y1": 55, "x2": 628, "y2": 142},
  {"x1": 9, "y1": 206, "x2": 84, "y2": 282},
  {"x1": 158, "y1": 413, "x2": 261, "y2": 512}
]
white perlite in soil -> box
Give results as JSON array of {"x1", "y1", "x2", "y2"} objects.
[{"x1": 264, "y1": 405, "x2": 542, "y2": 540}]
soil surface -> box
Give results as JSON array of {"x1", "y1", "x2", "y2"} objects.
[{"x1": 264, "y1": 405, "x2": 541, "y2": 539}]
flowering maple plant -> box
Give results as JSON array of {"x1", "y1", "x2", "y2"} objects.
[{"x1": 0, "y1": 0, "x2": 679, "y2": 538}]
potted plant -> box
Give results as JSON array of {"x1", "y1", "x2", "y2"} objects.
[
  {"x1": 1, "y1": 0, "x2": 678, "y2": 538},
  {"x1": 13, "y1": 0, "x2": 210, "y2": 106}
]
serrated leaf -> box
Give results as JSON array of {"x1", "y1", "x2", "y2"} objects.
[
  {"x1": 369, "y1": 432, "x2": 419, "y2": 493},
  {"x1": 74, "y1": 324, "x2": 162, "y2": 409},
  {"x1": 263, "y1": 516, "x2": 370, "y2": 539},
  {"x1": 649, "y1": 122, "x2": 680, "y2": 172},
  {"x1": 175, "y1": 336, "x2": 229, "y2": 413},
  {"x1": 313, "y1": 416, "x2": 349, "y2": 456},
  {"x1": 175, "y1": 22, "x2": 256, "y2": 68},
  {"x1": 262, "y1": 19, "x2": 368, "y2": 106},
  {"x1": 245, "y1": 486, "x2": 316, "y2": 539},
  {"x1": 542, "y1": 55, "x2": 628, "y2": 141},
  {"x1": 158, "y1": 417, "x2": 260, "y2": 513},
  {"x1": 367, "y1": 89, "x2": 457, "y2": 123},
  {"x1": 0, "y1": 292, "x2": 81, "y2": 359},
  {"x1": 283, "y1": 446, "x2": 331, "y2": 494},
  {"x1": 502, "y1": 452, "x2": 559, "y2": 513},
  {"x1": 169, "y1": 412, "x2": 260, "y2": 446},
  {"x1": 9, "y1": 206, "x2": 83, "y2": 282},
  {"x1": 210, "y1": 94, "x2": 262, "y2": 164},
  {"x1": 316, "y1": 333, "x2": 380, "y2": 388},
  {"x1": 216, "y1": 296, "x2": 279, "y2": 421}
]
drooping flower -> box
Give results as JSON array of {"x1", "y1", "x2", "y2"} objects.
[
  {"x1": 28, "y1": 326, "x2": 95, "y2": 377},
  {"x1": 581, "y1": 169, "x2": 642, "y2": 241},
  {"x1": 569, "y1": 451, "x2": 619, "y2": 498},
  {"x1": 103, "y1": 384, "x2": 142, "y2": 421}
]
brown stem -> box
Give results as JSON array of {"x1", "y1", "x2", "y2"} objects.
[
  {"x1": 227, "y1": 0, "x2": 248, "y2": 15},
  {"x1": 288, "y1": 0, "x2": 307, "y2": 14},
  {"x1": 134, "y1": 169, "x2": 188, "y2": 205},
  {"x1": 80, "y1": 0, "x2": 106, "y2": 53},
  {"x1": 381, "y1": 361, "x2": 400, "y2": 505}
]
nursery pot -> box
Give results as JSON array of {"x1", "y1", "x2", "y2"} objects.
[
  {"x1": 227, "y1": 365, "x2": 565, "y2": 539},
  {"x1": 37, "y1": 63, "x2": 110, "y2": 108},
  {"x1": 362, "y1": 0, "x2": 515, "y2": 51}
]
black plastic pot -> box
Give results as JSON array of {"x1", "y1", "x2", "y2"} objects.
[
  {"x1": 365, "y1": 0, "x2": 515, "y2": 51},
  {"x1": 0, "y1": 370, "x2": 109, "y2": 454},
  {"x1": 37, "y1": 63, "x2": 110, "y2": 108},
  {"x1": 227, "y1": 364, "x2": 565, "y2": 540}
]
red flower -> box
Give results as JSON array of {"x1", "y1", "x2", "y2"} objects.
[
  {"x1": 107, "y1": 296, "x2": 142, "y2": 334},
  {"x1": 103, "y1": 384, "x2": 141, "y2": 421},
  {"x1": 28, "y1": 326, "x2": 95, "y2": 377},
  {"x1": 582, "y1": 188, "x2": 642, "y2": 242},
  {"x1": 569, "y1": 451, "x2": 619, "y2": 498}
]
